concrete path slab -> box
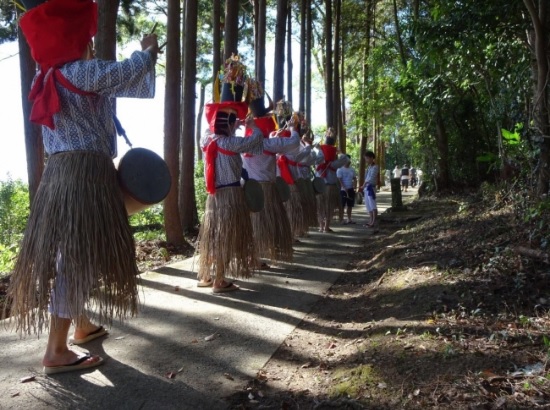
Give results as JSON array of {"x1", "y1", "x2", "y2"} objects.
[{"x1": 0, "y1": 189, "x2": 403, "y2": 410}]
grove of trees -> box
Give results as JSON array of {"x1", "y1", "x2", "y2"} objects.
[{"x1": 1, "y1": 0, "x2": 548, "y2": 248}]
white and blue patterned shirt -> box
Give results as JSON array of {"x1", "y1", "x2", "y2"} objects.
[
  {"x1": 41, "y1": 50, "x2": 156, "y2": 157},
  {"x1": 242, "y1": 131, "x2": 300, "y2": 182},
  {"x1": 201, "y1": 129, "x2": 264, "y2": 187}
]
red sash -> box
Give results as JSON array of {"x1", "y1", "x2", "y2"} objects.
[
  {"x1": 204, "y1": 139, "x2": 237, "y2": 194},
  {"x1": 29, "y1": 68, "x2": 96, "y2": 129},
  {"x1": 277, "y1": 155, "x2": 295, "y2": 185}
]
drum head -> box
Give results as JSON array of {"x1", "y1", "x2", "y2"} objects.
[
  {"x1": 244, "y1": 179, "x2": 264, "y2": 212},
  {"x1": 118, "y1": 148, "x2": 171, "y2": 205},
  {"x1": 312, "y1": 177, "x2": 326, "y2": 194},
  {"x1": 275, "y1": 176, "x2": 290, "y2": 202}
]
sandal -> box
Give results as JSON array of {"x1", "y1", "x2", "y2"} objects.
[
  {"x1": 197, "y1": 279, "x2": 213, "y2": 288},
  {"x1": 212, "y1": 282, "x2": 239, "y2": 293}
]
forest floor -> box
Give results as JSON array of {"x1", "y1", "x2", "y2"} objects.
[
  {"x1": 2, "y1": 188, "x2": 550, "y2": 409},
  {"x1": 220, "y1": 190, "x2": 550, "y2": 409}
]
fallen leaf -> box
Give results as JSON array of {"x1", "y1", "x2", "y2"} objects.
[
  {"x1": 165, "y1": 372, "x2": 176, "y2": 379},
  {"x1": 205, "y1": 333, "x2": 219, "y2": 341},
  {"x1": 20, "y1": 376, "x2": 35, "y2": 383},
  {"x1": 301, "y1": 362, "x2": 312, "y2": 368},
  {"x1": 10, "y1": 392, "x2": 20, "y2": 398},
  {"x1": 191, "y1": 339, "x2": 198, "y2": 344},
  {"x1": 223, "y1": 373, "x2": 234, "y2": 380},
  {"x1": 248, "y1": 392, "x2": 255, "y2": 400},
  {"x1": 115, "y1": 336, "x2": 125, "y2": 340}
]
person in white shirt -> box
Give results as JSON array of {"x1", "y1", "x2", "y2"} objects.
[
  {"x1": 314, "y1": 131, "x2": 349, "y2": 232},
  {"x1": 336, "y1": 155, "x2": 357, "y2": 224},
  {"x1": 361, "y1": 150, "x2": 380, "y2": 229},
  {"x1": 242, "y1": 115, "x2": 299, "y2": 266},
  {"x1": 392, "y1": 165, "x2": 401, "y2": 179}
]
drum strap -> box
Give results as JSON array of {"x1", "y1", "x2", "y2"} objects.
[{"x1": 276, "y1": 155, "x2": 295, "y2": 185}]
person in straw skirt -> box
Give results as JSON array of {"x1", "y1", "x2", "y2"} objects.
[
  {"x1": 242, "y1": 115, "x2": 300, "y2": 267},
  {"x1": 315, "y1": 129, "x2": 349, "y2": 233},
  {"x1": 294, "y1": 117, "x2": 318, "y2": 232},
  {"x1": 3, "y1": 0, "x2": 159, "y2": 374},
  {"x1": 274, "y1": 103, "x2": 312, "y2": 240},
  {"x1": 198, "y1": 101, "x2": 263, "y2": 293}
]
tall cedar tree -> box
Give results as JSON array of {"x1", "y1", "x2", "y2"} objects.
[
  {"x1": 180, "y1": 0, "x2": 199, "y2": 231},
  {"x1": 224, "y1": 0, "x2": 239, "y2": 59},
  {"x1": 273, "y1": 0, "x2": 288, "y2": 102},
  {"x1": 163, "y1": 0, "x2": 185, "y2": 245}
]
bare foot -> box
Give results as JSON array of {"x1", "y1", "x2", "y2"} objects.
[
  {"x1": 43, "y1": 348, "x2": 100, "y2": 368},
  {"x1": 73, "y1": 317, "x2": 102, "y2": 341}
]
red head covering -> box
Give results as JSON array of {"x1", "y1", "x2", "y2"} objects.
[
  {"x1": 20, "y1": 0, "x2": 97, "y2": 70},
  {"x1": 19, "y1": 0, "x2": 98, "y2": 129},
  {"x1": 245, "y1": 115, "x2": 277, "y2": 138},
  {"x1": 204, "y1": 101, "x2": 248, "y2": 132}
]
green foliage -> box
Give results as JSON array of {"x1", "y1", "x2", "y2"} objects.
[
  {"x1": 129, "y1": 205, "x2": 166, "y2": 241},
  {"x1": 195, "y1": 160, "x2": 207, "y2": 221},
  {"x1": 0, "y1": 178, "x2": 29, "y2": 274}
]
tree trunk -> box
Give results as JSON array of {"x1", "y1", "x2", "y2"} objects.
[
  {"x1": 224, "y1": 0, "x2": 239, "y2": 59},
  {"x1": 163, "y1": 0, "x2": 184, "y2": 245},
  {"x1": 286, "y1": 3, "x2": 293, "y2": 102},
  {"x1": 273, "y1": 0, "x2": 288, "y2": 102},
  {"x1": 299, "y1": 0, "x2": 307, "y2": 113},
  {"x1": 95, "y1": 0, "x2": 119, "y2": 61},
  {"x1": 196, "y1": 83, "x2": 206, "y2": 161},
  {"x1": 180, "y1": 0, "x2": 199, "y2": 232},
  {"x1": 358, "y1": 0, "x2": 374, "y2": 187},
  {"x1": 18, "y1": 27, "x2": 43, "y2": 204},
  {"x1": 305, "y1": 0, "x2": 312, "y2": 123},
  {"x1": 435, "y1": 108, "x2": 450, "y2": 190},
  {"x1": 333, "y1": 0, "x2": 343, "y2": 148},
  {"x1": 255, "y1": 0, "x2": 267, "y2": 84},
  {"x1": 213, "y1": 0, "x2": 222, "y2": 81},
  {"x1": 523, "y1": 0, "x2": 550, "y2": 196},
  {"x1": 324, "y1": 0, "x2": 333, "y2": 128}
]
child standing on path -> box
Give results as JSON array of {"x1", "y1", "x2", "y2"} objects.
[
  {"x1": 336, "y1": 155, "x2": 357, "y2": 224},
  {"x1": 361, "y1": 151, "x2": 379, "y2": 229}
]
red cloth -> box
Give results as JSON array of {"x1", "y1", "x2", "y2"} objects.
[
  {"x1": 277, "y1": 156, "x2": 294, "y2": 185},
  {"x1": 316, "y1": 144, "x2": 337, "y2": 174},
  {"x1": 204, "y1": 139, "x2": 237, "y2": 194},
  {"x1": 19, "y1": 0, "x2": 98, "y2": 129},
  {"x1": 246, "y1": 115, "x2": 277, "y2": 138}
]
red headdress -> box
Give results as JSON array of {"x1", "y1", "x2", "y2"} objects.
[
  {"x1": 19, "y1": 0, "x2": 98, "y2": 128},
  {"x1": 204, "y1": 101, "x2": 248, "y2": 132}
]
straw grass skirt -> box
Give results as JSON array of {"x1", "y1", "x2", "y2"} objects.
[
  {"x1": 198, "y1": 186, "x2": 257, "y2": 282},
  {"x1": 251, "y1": 182, "x2": 293, "y2": 262},
  {"x1": 4, "y1": 151, "x2": 139, "y2": 335},
  {"x1": 298, "y1": 178, "x2": 318, "y2": 228},
  {"x1": 316, "y1": 183, "x2": 341, "y2": 224},
  {"x1": 284, "y1": 184, "x2": 306, "y2": 238}
]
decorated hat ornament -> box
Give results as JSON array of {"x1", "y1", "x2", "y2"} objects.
[
  {"x1": 219, "y1": 53, "x2": 248, "y2": 102},
  {"x1": 247, "y1": 78, "x2": 274, "y2": 118}
]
